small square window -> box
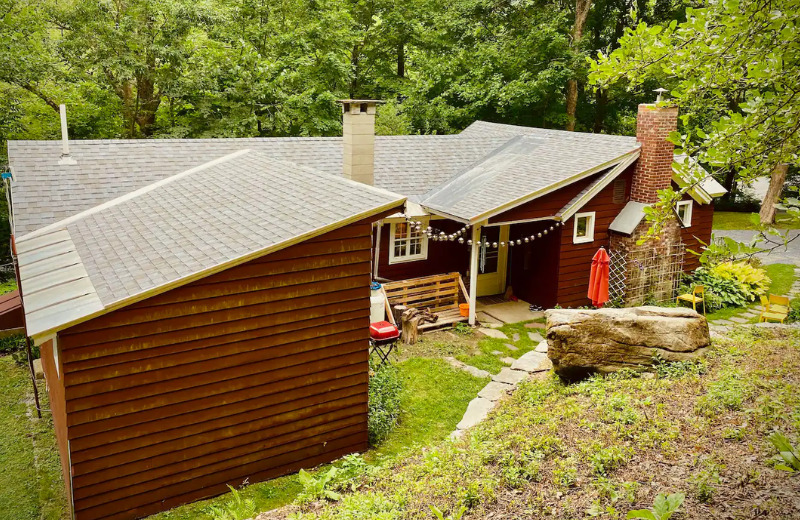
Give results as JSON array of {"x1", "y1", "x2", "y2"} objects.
[
  {"x1": 676, "y1": 200, "x2": 693, "y2": 226},
  {"x1": 573, "y1": 212, "x2": 595, "y2": 244}
]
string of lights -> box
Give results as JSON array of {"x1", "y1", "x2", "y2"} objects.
[{"x1": 404, "y1": 216, "x2": 563, "y2": 248}]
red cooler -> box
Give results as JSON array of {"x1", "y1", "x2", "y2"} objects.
[{"x1": 369, "y1": 321, "x2": 399, "y2": 341}]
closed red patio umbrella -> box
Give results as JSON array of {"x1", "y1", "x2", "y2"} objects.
[{"x1": 588, "y1": 247, "x2": 610, "y2": 308}]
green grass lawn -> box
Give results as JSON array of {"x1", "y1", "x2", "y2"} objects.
[
  {"x1": 0, "y1": 356, "x2": 68, "y2": 520},
  {"x1": 456, "y1": 320, "x2": 545, "y2": 374},
  {"x1": 147, "y1": 357, "x2": 486, "y2": 519},
  {"x1": 713, "y1": 211, "x2": 800, "y2": 230},
  {"x1": 0, "y1": 278, "x2": 17, "y2": 295}
]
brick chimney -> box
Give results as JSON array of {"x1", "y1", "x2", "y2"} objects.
[
  {"x1": 339, "y1": 100, "x2": 380, "y2": 186},
  {"x1": 630, "y1": 103, "x2": 678, "y2": 203}
]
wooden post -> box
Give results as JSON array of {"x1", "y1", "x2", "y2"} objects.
[
  {"x1": 373, "y1": 220, "x2": 382, "y2": 279},
  {"x1": 25, "y1": 337, "x2": 41, "y2": 419},
  {"x1": 468, "y1": 223, "x2": 482, "y2": 325}
]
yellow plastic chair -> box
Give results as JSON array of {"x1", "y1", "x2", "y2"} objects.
[
  {"x1": 760, "y1": 294, "x2": 788, "y2": 324},
  {"x1": 676, "y1": 285, "x2": 705, "y2": 314},
  {"x1": 769, "y1": 294, "x2": 790, "y2": 314}
]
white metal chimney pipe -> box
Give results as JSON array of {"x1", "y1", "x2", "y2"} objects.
[{"x1": 58, "y1": 104, "x2": 77, "y2": 165}]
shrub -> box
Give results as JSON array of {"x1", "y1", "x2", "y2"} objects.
[
  {"x1": 368, "y1": 361, "x2": 402, "y2": 446},
  {"x1": 0, "y1": 334, "x2": 25, "y2": 355},
  {"x1": 788, "y1": 298, "x2": 800, "y2": 323},
  {"x1": 686, "y1": 261, "x2": 770, "y2": 308}
]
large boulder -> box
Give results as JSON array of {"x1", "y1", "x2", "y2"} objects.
[{"x1": 546, "y1": 306, "x2": 710, "y2": 379}]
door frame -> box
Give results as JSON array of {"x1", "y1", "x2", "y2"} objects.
[{"x1": 476, "y1": 225, "x2": 509, "y2": 296}]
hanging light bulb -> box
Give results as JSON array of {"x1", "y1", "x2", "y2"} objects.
[
  {"x1": 516, "y1": 239, "x2": 522, "y2": 245},
  {"x1": 427, "y1": 226, "x2": 432, "y2": 232},
  {"x1": 458, "y1": 237, "x2": 464, "y2": 244},
  {"x1": 467, "y1": 239, "x2": 472, "y2": 245},
  {"x1": 500, "y1": 241, "x2": 505, "y2": 247},
  {"x1": 549, "y1": 226, "x2": 554, "y2": 231},
  {"x1": 543, "y1": 229, "x2": 548, "y2": 235},
  {"x1": 492, "y1": 242, "x2": 498, "y2": 248},
  {"x1": 508, "y1": 241, "x2": 513, "y2": 247},
  {"x1": 524, "y1": 237, "x2": 529, "y2": 243},
  {"x1": 537, "y1": 233, "x2": 542, "y2": 238}
]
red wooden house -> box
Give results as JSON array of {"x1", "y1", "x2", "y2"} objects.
[{"x1": 6, "y1": 100, "x2": 724, "y2": 520}]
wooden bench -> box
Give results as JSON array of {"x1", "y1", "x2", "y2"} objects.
[{"x1": 382, "y1": 272, "x2": 469, "y2": 331}]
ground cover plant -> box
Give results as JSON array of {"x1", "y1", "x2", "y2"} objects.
[
  {"x1": 0, "y1": 356, "x2": 68, "y2": 520},
  {"x1": 285, "y1": 327, "x2": 800, "y2": 519}
]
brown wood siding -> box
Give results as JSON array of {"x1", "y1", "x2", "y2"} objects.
[
  {"x1": 375, "y1": 219, "x2": 469, "y2": 281},
  {"x1": 57, "y1": 222, "x2": 376, "y2": 520},
  {"x1": 679, "y1": 193, "x2": 714, "y2": 272},
  {"x1": 556, "y1": 166, "x2": 634, "y2": 307},
  {"x1": 39, "y1": 339, "x2": 73, "y2": 507}
]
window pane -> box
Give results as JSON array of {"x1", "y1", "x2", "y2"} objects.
[
  {"x1": 410, "y1": 238, "x2": 421, "y2": 255},
  {"x1": 576, "y1": 217, "x2": 588, "y2": 237},
  {"x1": 394, "y1": 241, "x2": 406, "y2": 257},
  {"x1": 677, "y1": 205, "x2": 687, "y2": 223},
  {"x1": 395, "y1": 223, "x2": 408, "y2": 239}
]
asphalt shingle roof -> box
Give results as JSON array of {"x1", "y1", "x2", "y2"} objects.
[
  {"x1": 421, "y1": 122, "x2": 641, "y2": 222},
  {"x1": 8, "y1": 135, "x2": 506, "y2": 236},
  {"x1": 15, "y1": 151, "x2": 404, "y2": 336}
]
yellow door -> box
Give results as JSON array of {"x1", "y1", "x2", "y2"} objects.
[{"x1": 476, "y1": 225, "x2": 509, "y2": 296}]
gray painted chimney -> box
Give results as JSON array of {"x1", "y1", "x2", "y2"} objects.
[{"x1": 339, "y1": 100, "x2": 380, "y2": 185}]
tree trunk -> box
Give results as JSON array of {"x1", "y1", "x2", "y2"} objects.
[
  {"x1": 397, "y1": 42, "x2": 405, "y2": 78},
  {"x1": 565, "y1": 0, "x2": 592, "y2": 131},
  {"x1": 720, "y1": 168, "x2": 737, "y2": 203},
  {"x1": 759, "y1": 163, "x2": 788, "y2": 224},
  {"x1": 593, "y1": 88, "x2": 607, "y2": 133}
]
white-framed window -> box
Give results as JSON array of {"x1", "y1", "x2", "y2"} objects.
[
  {"x1": 389, "y1": 221, "x2": 428, "y2": 264},
  {"x1": 676, "y1": 200, "x2": 693, "y2": 226},
  {"x1": 573, "y1": 212, "x2": 596, "y2": 244}
]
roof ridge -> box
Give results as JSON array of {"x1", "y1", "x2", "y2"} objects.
[{"x1": 17, "y1": 149, "x2": 251, "y2": 242}]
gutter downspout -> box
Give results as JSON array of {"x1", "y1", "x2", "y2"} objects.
[{"x1": 373, "y1": 220, "x2": 382, "y2": 279}]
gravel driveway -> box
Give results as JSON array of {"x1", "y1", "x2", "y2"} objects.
[{"x1": 713, "y1": 229, "x2": 800, "y2": 266}]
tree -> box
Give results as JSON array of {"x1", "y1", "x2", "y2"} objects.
[
  {"x1": 590, "y1": 0, "x2": 799, "y2": 213},
  {"x1": 51, "y1": 0, "x2": 220, "y2": 137},
  {"x1": 565, "y1": 0, "x2": 592, "y2": 131}
]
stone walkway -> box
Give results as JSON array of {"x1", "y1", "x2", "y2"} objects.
[{"x1": 451, "y1": 340, "x2": 552, "y2": 438}]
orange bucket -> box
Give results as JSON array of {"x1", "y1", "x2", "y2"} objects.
[{"x1": 459, "y1": 303, "x2": 470, "y2": 317}]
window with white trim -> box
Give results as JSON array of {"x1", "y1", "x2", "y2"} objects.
[
  {"x1": 389, "y1": 221, "x2": 428, "y2": 264},
  {"x1": 676, "y1": 200, "x2": 693, "y2": 226},
  {"x1": 573, "y1": 212, "x2": 596, "y2": 244}
]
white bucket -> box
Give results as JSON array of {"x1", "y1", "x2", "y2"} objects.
[{"x1": 370, "y1": 295, "x2": 385, "y2": 323}]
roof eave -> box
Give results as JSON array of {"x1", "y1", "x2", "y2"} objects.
[{"x1": 26, "y1": 196, "x2": 406, "y2": 342}]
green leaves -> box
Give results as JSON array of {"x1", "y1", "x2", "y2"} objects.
[
  {"x1": 626, "y1": 492, "x2": 685, "y2": 520},
  {"x1": 768, "y1": 432, "x2": 800, "y2": 472}
]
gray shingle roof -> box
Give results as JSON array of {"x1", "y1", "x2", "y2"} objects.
[
  {"x1": 15, "y1": 150, "x2": 404, "y2": 336},
  {"x1": 8, "y1": 135, "x2": 506, "y2": 236},
  {"x1": 421, "y1": 123, "x2": 641, "y2": 222}
]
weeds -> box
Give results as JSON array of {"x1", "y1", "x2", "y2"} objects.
[
  {"x1": 688, "y1": 458, "x2": 723, "y2": 503},
  {"x1": 429, "y1": 505, "x2": 466, "y2": 520},
  {"x1": 453, "y1": 322, "x2": 473, "y2": 336},
  {"x1": 590, "y1": 446, "x2": 631, "y2": 476},
  {"x1": 626, "y1": 492, "x2": 685, "y2": 520},
  {"x1": 296, "y1": 468, "x2": 341, "y2": 504},
  {"x1": 205, "y1": 485, "x2": 256, "y2": 520},
  {"x1": 767, "y1": 432, "x2": 800, "y2": 471}
]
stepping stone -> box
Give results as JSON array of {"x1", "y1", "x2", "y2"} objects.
[
  {"x1": 479, "y1": 328, "x2": 508, "y2": 340},
  {"x1": 528, "y1": 331, "x2": 544, "y2": 342},
  {"x1": 456, "y1": 397, "x2": 496, "y2": 430},
  {"x1": 512, "y1": 333, "x2": 520, "y2": 341},
  {"x1": 444, "y1": 357, "x2": 491, "y2": 379},
  {"x1": 476, "y1": 312, "x2": 503, "y2": 328},
  {"x1": 535, "y1": 341, "x2": 549, "y2": 353},
  {"x1": 492, "y1": 367, "x2": 529, "y2": 385},
  {"x1": 504, "y1": 343, "x2": 519, "y2": 351},
  {"x1": 478, "y1": 381, "x2": 514, "y2": 401},
  {"x1": 729, "y1": 316, "x2": 749, "y2": 324},
  {"x1": 492, "y1": 350, "x2": 503, "y2": 355},
  {"x1": 714, "y1": 319, "x2": 735, "y2": 325},
  {"x1": 500, "y1": 357, "x2": 515, "y2": 365},
  {"x1": 511, "y1": 351, "x2": 552, "y2": 373},
  {"x1": 740, "y1": 312, "x2": 757, "y2": 318},
  {"x1": 525, "y1": 322, "x2": 546, "y2": 329}
]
